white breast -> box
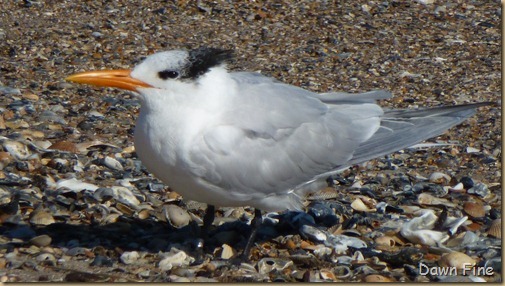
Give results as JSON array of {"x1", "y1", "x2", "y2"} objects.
[{"x1": 132, "y1": 69, "x2": 242, "y2": 204}]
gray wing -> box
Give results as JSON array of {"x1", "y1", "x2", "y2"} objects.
[
  {"x1": 232, "y1": 72, "x2": 392, "y2": 104},
  {"x1": 232, "y1": 72, "x2": 392, "y2": 103},
  {"x1": 309, "y1": 102, "x2": 490, "y2": 183},
  {"x1": 187, "y1": 72, "x2": 383, "y2": 205},
  {"x1": 345, "y1": 103, "x2": 490, "y2": 166}
]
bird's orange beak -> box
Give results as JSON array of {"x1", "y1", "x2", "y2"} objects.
[{"x1": 65, "y1": 69, "x2": 152, "y2": 91}]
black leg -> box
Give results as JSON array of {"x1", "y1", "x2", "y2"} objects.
[
  {"x1": 241, "y1": 208, "x2": 263, "y2": 260},
  {"x1": 202, "y1": 205, "x2": 215, "y2": 240},
  {"x1": 194, "y1": 205, "x2": 216, "y2": 263}
]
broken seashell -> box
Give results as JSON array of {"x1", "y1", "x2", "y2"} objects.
[
  {"x1": 328, "y1": 234, "x2": 367, "y2": 251},
  {"x1": 487, "y1": 219, "x2": 501, "y2": 238},
  {"x1": 282, "y1": 237, "x2": 297, "y2": 250},
  {"x1": 439, "y1": 251, "x2": 476, "y2": 270},
  {"x1": 300, "y1": 225, "x2": 328, "y2": 242},
  {"x1": 110, "y1": 186, "x2": 140, "y2": 207},
  {"x1": 364, "y1": 274, "x2": 394, "y2": 282},
  {"x1": 319, "y1": 269, "x2": 337, "y2": 281},
  {"x1": 375, "y1": 236, "x2": 396, "y2": 247},
  {"x1": 300, "y1": 240, "x2": 316, "y2": 250},
  {"x1": 351, "y1": 198, "x2": 375, "y2": 212},
  {"x1": 103, "y1": 156, "x2": 123, "y2": 171},
  {"x1": 220, "y1": 244, "x2": 236, "y2": 259},
  {"x1": 400, "y1": 212, "x2": 449, "y2": 246},
  {"x1": 467, "y1": 183, "x2": 490, "y2": 198},
  {"x1": 333, "y1": 265, "x2": 351, "y2": 279},
  {"x1": 29, "y1": 209, "x2": 55, "y2": 226},
  {"x1": 257, "y1": 257, "x2": 294, "y2": 275},
  {"x1": 463, "y1": 202, "x2": 485, "y2": 218},
  {"x1": 313, "y1": 245, "x2": 332, "y2": 259},
  {"x1": 0, "y1": 152, "x2": 12, "y2": 164},
  {"x1": 449, "y1": 182, "x2": 465, "y2": 192},
  {"x1": 158, "y1": 249, "x2": 194, "y2": 271},
  {"x1": 443, "y1": 216, "x2": 469, "y2": 236},
  {"x1": 137, "y1": 208, "x2": 151, "y2": 220},
  {"x1": 103, "y1": 213, "x2": 120, "y2": 224},
  {"x1": 466, "y1": 146, "x2": 480, "y2": 153},
  {"x1": 5, "y1": 120, "x2": 29, "y2": 129},
  {"x1": 399, "y1": 205, "x2": 422, "y2": 214},
  {"x1": 428, "y1": 172, "x2": 451, "y2": 184},
  {"x1": 56, "y1": 178, "x2": 99, "y2": 192},
  {"x1": 3, "y1": 140, "x2": 31, "y2": 160},
  {"x1": 48, "y1": 141, "x2": 78, "y2": 153},
  {"x1": 22, "y1": 93, "x2": 39, "y2": 101},
  {"x1": 120, "y1": 251, "x2": 140, "y2": 265},
  {"x1": 163, "y1": 204, "x2": 191, "y2": 228},
  {"x1": 36, "y1": 253, "x2": 57, "y2": 264},
  {"x1": 75, "y1": 140, "x2": 121, "y2": 153},
  {"x1": 115, "y1": 202, "x2": 135, "y2": 216},
  {"x1": 122, "y1": 146, "x2": 136, "y2": 153},
  {"x1": 417, "y1": 193, "x2": 455, "y2": 207}
]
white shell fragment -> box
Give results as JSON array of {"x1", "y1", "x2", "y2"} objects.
[
  {"x1": 300, "y1": 225, "x2": 367, "y2": 253},
  {"x1": 103, "y1": 156, "x2": 124, "y2": 171},
  {"x1": 158, "y1": 249, "x2": 194, "y2": 271},
  {"x1": 417, "y1": 193, "x2": 455, "y2": 207},
  {"x1": 163, "y1": 204, "x2": 191, "y2": 228},
  {"x1": 3, "y1": 140, "x2": 31, "y2": 160},
  {"x1": 428, "y1": 172, "x2": 451, "y2": 184},
  {"x1": 110, "y1": 186, "x2": 140, "y2": 208},
  {"x1": 257, "y1": 257, "x2": 294, "y2": 275},
  {"x1": 439, "y1": 252, "x2": 476, "y2": 270},
  {"x1": 400, "y1": 211, "x2": 449, "y2": 246},
  {"x1": 300, "y1": 225, "x2": 327, "y2": 242},
  {"x1": 443, "y1": 216, "x2": 469, "y2": 236},
  {"x1": 220, "y1": 244, "x2": 235, "y2": 259},
  {"x1": 120, "y1": 251, "x2": 140, "y2": 265},
  {"x1": 466, "y1": 146, "x2": 480, "y2": 153},
  {"x1": 56, "y1": 178, "x2": 99, "y2": 192},
  {"x1": 351, "y1": 197, "x2": 375, "y2": 212}
]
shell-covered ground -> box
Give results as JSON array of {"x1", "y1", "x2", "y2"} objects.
[{"x1": 0, "y1": 0, "x2": 501, "y2": 282}]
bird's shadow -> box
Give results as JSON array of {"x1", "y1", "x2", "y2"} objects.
[{"x1": 0, "y1": 213, "x2": 289, "y2": 259}]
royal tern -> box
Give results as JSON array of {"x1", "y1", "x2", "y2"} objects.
[{"x1": 67, "y1": 47, "x2": 488, "y2": 257}]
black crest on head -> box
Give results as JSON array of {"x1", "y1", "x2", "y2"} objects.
[{"x1": 184, "y1": 48, "x2": 233, "y2": 79}]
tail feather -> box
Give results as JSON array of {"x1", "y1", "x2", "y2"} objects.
[
  {"x1": 346, "y1": 102, "x2": 491, "y2": 166},
  {"x1": 301, "y1": 102, "x2": 492, "y2": 186}
]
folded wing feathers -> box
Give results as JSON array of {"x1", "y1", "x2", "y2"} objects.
[{"x1": 193, "y1": 73, "x2": 490, "y2": 209}]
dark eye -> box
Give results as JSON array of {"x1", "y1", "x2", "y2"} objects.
[{"x1": 158, "y1": 70, "x2": 179, "y2": 80}]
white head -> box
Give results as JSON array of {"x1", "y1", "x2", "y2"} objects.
[{"x1": 66, "y1": 48, "x2": 233, "y2": 91}]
